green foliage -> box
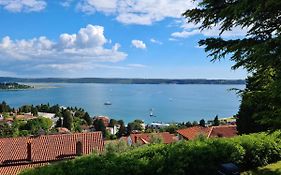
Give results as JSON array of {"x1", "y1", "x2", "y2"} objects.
[
  {"x1": 116, "y1": 120, "x2": 126, "y2": 138},
  {"x1": 93, "y1": 119, "x2": 106, "y2": 137},
  {"x1": 20, "y1": 131, "x2": 281, "y2": 175},
  {"x1": 199, "y1": 119, "x2": 206, "y2": 127},
  {"x1": 183, "y1": 0, "x2": 281, "y2": 133},
  {"x1": 213, "y1": 115, "x2": 220, "y2": 126},
  {"x1": 83, "y1": 112, "x2": 92, "y2": 126},
  {"x1": 62, "y1": 110, "x2": 73, "y2": 131},
  {"x1": 0, "y1": 101, "x2": 11, "y2": 113},
  {"x1": 23, "y1": 117, "x2": 53, "y2": 135},
  {"x1": 109, "y1": 119, "x2": 117, "y2": 127},
  {"x1": 127, "y1": 120, "x2": 144, "y2": 134},
  {"x1": 0, "y1": 83, "x2": 32, "y2": 90}
]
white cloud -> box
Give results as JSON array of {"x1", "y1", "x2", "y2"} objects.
[
  {"x1": 60, "y1": 0, "x2": 73, "y2": 8},
  {"x1": 131, "y1": 40, "x2": 146, "y2": 49},
  {"x1": 0, "y1": 24, "x2": 127, "y2": 64},
  {"x1": 127, "y1": 64, "x2": 147, "y2": 68},
  {"x1": 0, "y1": 0, "x2": 46, "y2": 12},
  {"x1": 150, "y1": 38, "x2": 162, "y2": 45},
  {"x1": 76, "y1": 0, "x2": 197, "y2": 25},
  {"x1": 77, "y1": 0, "x2": 117, "y2": 14},
  {"x1": 171, "y1": 19, "x2": 249, "y2": 39}
]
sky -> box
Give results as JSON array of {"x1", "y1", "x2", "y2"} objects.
[{"x1": 0, "y1": 0, "x2": 248, "y2": 79}]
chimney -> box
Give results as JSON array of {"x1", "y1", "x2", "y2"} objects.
[
  {"x1": 27, "y1": 140, "x2": 32, "y2": 162},
  {"x1": 76, "y1": 141, "x2": 83, "y2": 156}
]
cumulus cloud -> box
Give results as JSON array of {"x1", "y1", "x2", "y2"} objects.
[
  {"x1": 0, "y1": 24, "x2": 127, "y2": 76},
  {"x1": 0, "y1": 0, "x2": 46, "y2": 12},
  {"x1": 131, "y1": 40, "x2": 146, "y2": 49},
  {"x1": 75, "y1": 0, "x2": 197, "y2": 25},
  {"x1": 0, "y1": 24, "x2": 127, "y2": 63}
]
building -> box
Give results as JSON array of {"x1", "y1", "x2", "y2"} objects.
[
  {"x1": 147, "y1": 122, "x2": 170, "y2": 129},
  {"x1": 93, "y1": 116, "x2": 110, "y2": 127},
  {"x1": 125, "y1": 132, "x2": 177, "y2": 146},
  {"x1": 16, "y1": 114, "x2": 36, "y2": 120},
  {"x1": 38, "y1": 112, "x2": 58, "y2": 127},
  {"x1": 106, "y1": 125, "x2": 120, "y2": 135},
  {"x1": 0, "y1": 132, "x2": 104, "y2": 175},
  {"x1": 176, "y1": 125, "x2": 237, "y2": 140}
]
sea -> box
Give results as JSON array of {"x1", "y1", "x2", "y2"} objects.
[{"x1": 0, "y1": 83, "x2": 244, "y2": 124}]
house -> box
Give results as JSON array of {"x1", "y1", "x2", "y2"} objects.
[
  {"x1": 16, "y1": 114, "x2": 36, "y2": 120},
  {"x1": 176, "y1": 125, "x2": 237, "y2": 140},
  {"x1": 125, "y1": 132, "x2": 177, "y2": 146},
  {"x1": 106, "y1": 125, "x2": 120, "y2": 135},
  {"x1": 93, "y1": 116, "x2": 110, "y2": 127},
  {"x1": 56, "y1": 127, "x2": 71, "y2": 134},
  {"x1": 148, "y1": 122, "x2": 170, "y2": 129},
  {"x1": 0, "y1": 132, "x2": 104, "y2": 175}
]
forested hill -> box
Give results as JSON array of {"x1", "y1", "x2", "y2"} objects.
[
  {"x1": 0, "y1": 82, "x2": 33, "y2": 90},
  {"x1": 0, "y1": 77, "x2": 245, "y2": 85}
]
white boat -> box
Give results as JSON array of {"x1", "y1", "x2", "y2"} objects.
[
  {"x1": 149, "y1": 108, "x2": 156, "y2": 117},
  {"x1": 104, "y1": 101, "x2": 112, "y2": 105}
]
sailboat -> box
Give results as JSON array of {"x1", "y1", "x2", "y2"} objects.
[{"x1": 149, "y1": 108, "x2": 156, "y2": 117}]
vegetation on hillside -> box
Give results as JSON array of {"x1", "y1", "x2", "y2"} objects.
[{"x1": 0, "y1": 82, "x2": 32, "y2": 90}]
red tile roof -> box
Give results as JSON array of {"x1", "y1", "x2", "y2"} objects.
[
  {"x1": 0, "y1": 163, "x2": 47, "y2": 175},
  {"x1": 129, "y1": 132, "x2": 176, "y2": 145},
  {"x1": 176, "y1": 125, "x2": 237, "y2": 140},
  {"x1": 177, "y1": 126, "x2": 212, "y2": 140},
  {"x1": 209, "y1": 125, "x2": 237, "y2": 138},
  {"x1": 94, "y1": 116, "x2": 110, "y2": 127},
  {"x1": 0, "y1": 132, "x2": 104, "y2": 175}
]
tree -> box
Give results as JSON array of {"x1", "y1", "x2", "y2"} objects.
[
  {"x1": 109, "y1": 119, "x2": 117, "y2": 127},
  {"x1": 184, "y1": 0, "x2": 281, "y2": 133},
  {"x1": 0, "y1": 101, "x2": 11, "y2": 113},
  {"x1": 185, "y1": 121, "x2": 192, "y2": 127},
  {"x1": 62, "y1": 110, "x2": 73, "y2": 130},
  {"x1": 31, "y1": 106, "x2": 38, "y2": 116},
  {"x1": 213, "y1": 115, "x2": 220, "y2": 126},
  {"x1": 93, "y1": 119, "x2": 106, "y2": 137},
  {"x1": 127, "y1": 120, "x2": 144, "y2": 134},
  {"x1": 199, "y1": 119, "x2": 206, "y2": 127},
  {"x1": 192, "y1": 121, "x2": 198, "y2": 126},
  {"x1": 83, "y1": 112, "x2": 92, "y2": 126},
  {"x1": 116, "y1": 120, "x2": 126, "y2": 138},
  {"x1": 24, "y1": 117, "x2": 53, "y2": 135}
]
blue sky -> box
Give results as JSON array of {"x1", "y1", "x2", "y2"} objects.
[{"x1": 0, "y1": 0, "x2": 247, "y2": 79}]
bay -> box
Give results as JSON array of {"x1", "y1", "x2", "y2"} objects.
[{"x1": 0, "y1": 83, "x2": 244, "y2": 124}]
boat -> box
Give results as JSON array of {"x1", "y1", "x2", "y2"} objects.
[
  {"x1": 104, "y1": 101, "x2": 112, "y2": 105},
  {"x1": 149, "y1": 108, "x2": 156, "y2": 117}
]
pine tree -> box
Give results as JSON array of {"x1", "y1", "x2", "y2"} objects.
[{"x1": 213, "y1": 115, "x2": 220, "y2": 126}]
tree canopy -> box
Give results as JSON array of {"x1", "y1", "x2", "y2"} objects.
[{"x1": 184, "y1": 0, "x2": 281, "y2": 133}]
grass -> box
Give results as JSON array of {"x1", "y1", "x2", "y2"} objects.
[{"x1": 242, "y1": 161, "x2": 281, "y2": 175}]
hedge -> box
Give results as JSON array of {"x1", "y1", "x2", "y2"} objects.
[{"x1": 20, "y1": 131, "x2": 281, "y2": 175}]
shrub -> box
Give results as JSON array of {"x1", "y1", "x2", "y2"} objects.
[{"x1": 20, "y1": 131, "x2": 281, "y2": 175}]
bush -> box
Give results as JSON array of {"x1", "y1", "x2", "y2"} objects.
[{"x1": 20, "y1": 131, "x2": 281, "y2": 175}]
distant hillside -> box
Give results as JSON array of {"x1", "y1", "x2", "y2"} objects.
[
  {"x1": 0, "y1": 82, "x2": 33, "y2": 90},
  {"x1": 0, "y1": 77, "x2": 245, "y2": 85}
]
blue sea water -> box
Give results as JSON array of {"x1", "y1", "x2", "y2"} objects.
[{"x1": 0, "y1": 83, "x2": 244, "y2": 124}]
